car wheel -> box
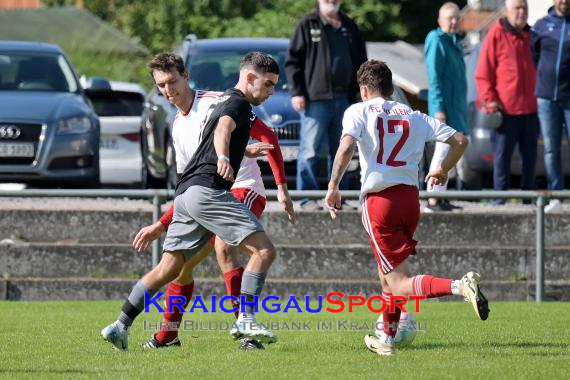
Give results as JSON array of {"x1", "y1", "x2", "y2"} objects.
[
  {"x1": 141, "y1": 133, "x2": 163, "y2": 189},
  {"x1": 142, "y1": 160, "x2": 163, "y2": 189}
]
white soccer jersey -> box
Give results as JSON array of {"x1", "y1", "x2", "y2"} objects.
[
  {"x1": 172, "y1": 90, "x2": 265, "y2": 195},
  {"x1": 233, "y1": 156, "x2": 265, "y2": 196},
  {"x1": 342, "y1": 97, "x2": 456, "y2": 196}
]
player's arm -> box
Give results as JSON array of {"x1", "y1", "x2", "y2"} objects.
[
  {"x1": 425, "y1": 132, "x2": 469, "y2": 186},
  {"x1": 325, "y1": 134, "x2": 357, "y2": 220},
  {"x1": 132, "y1": 205, "x2": 173, "y2": 252},
  {"x1": 250, "y1": 118, "x2": 295, "y2": 223},
  {"x1": 214, "y1": 115, "x2": 237, "y2": 182},
  {"x1": 250, "y1": 118, "x2": 286, "y2": 185}
]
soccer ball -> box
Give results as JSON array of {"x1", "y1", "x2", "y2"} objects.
[{"x1": 375, "y1": 312, "x2": 418, "y2": 348}]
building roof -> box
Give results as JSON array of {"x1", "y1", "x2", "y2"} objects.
[
  {"x1": 0, "y1": 6, "x2": 148, "y2": 56},
  {"x1": 366, "y1": 41, "x2": 428, "y2": 98}
]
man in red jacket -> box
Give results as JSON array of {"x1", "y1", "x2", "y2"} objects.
[{"x1": 475, "y1": 0, "x2": 538, "y2": 203}]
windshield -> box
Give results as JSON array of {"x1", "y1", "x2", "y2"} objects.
[
  {"x1": 186, "y1": 49, "x2": 288, "y2": 92},
  {"x1": 0, "y1": 52, "x2": 79, "y2": 92},
  {"x1": 87, "y1": 91, "x2": 144, "y2": 117}
]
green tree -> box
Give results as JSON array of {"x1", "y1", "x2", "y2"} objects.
[{"x1": 41, "y1": 0, "x2": 466, "y2": 83}]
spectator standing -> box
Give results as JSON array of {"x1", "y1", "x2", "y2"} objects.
[
  {"x1": 424, "y1": 2, "x2": 469, "y2": 212},
  {"x1": 531, "y1": 0, "x2": 570, "y2": 213},
  {"x1": 475, "y1": 0, "x2": 538, "y2": 204},
  {"x1": 285, "y1": 0, "x2": 367, "y2": 192}
]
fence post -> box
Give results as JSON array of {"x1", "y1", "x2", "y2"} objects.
[
  {"x1": 152, "y1": 193, "x2": 161, "y2": 268},
  {"x1": 535, "y1": 195, "x2": 545, "y2": 302}
]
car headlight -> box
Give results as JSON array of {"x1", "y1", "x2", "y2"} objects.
[
  {"x1": 269, "y1": 113, "x2": 283, "y2": 125},
  {"x1": 56, "y1": 116, "x2": 92, "y2": 135}
]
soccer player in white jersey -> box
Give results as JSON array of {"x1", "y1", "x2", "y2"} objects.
[
  {"x1": 325, "y1": 60, "x2": 490, "y2": 356},
  {"x1": 102, "y1": 53, "x2": 294, "y2": 351}
]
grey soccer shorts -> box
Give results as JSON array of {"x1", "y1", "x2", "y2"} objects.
[{"x1": 163, "y1": 185, "x2": 264, "y2": 260}]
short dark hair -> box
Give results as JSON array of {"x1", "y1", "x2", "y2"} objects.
[
  {"x1": 240, "y1": 52, "x2": 279, "y2": 75},
  {"x1": 148, "y1": 53, "x2": 186, "y2": 78},
  {"x1": 356, "y1": 60, "x2": 394, "y2": 98}
]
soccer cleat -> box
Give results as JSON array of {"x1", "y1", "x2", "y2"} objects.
[
  {"x1": 364, "y1": 334, "x2": 396, "y2": 356},
  {"x1": 101, "y1": 321, "x2": 129, "y2": 351},
  {"x1": 230, "y1": 313, "x2": 278, "y2": 344},
  {"x1": 461, "y1": 272, "x2": 490, "y2": 320},
  {"x1": 140, "y1": 335, "x2": 181, "y2": 349},
  {"x1": 239, "y1": 338, "x2": 265, "y2": 350}
]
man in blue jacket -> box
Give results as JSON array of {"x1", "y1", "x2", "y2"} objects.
[
  {"x1": 532, "y1": 0, "x2": 570, "y2": 213},
  {"x1": 424, "y1": 2, "x2": 469, "y2": 212}
]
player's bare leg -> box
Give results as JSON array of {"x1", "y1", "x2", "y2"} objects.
[
  {"x1": 141, "y1": 244, "x2": 213, "y2": 349},
  {"x1": 364, "y1": 265, "x2": 408, "y2": 356},
  {"x1": 229, "y1": 231, "x2": 277, "y2": 344},
  {"x1": 365, "y1": 259, "x2": 489, "y2": 356},
  {"x1": 101, "y1": 251, "x2": 185, "y2": 351},
  {"x1": 216, "y1": 239, "x2": 266, "y2": 350},
  {"x1": 383, "y1": 259, "x2": 489, "y2": 320},
  {"x1": 215, "y1": 239, "x2": 245, "y2": 317}
]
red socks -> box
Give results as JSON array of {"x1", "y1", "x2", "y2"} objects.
[
  {"x1": 155, "y1": 281, "x2": 194, "y2": 344},
  {"x1": 412, "y1": 275, "x2": 452, "y2": 298},
  {"x1": 381, "y1": 292, "x2": 402, "y2": 337},
  {"x1": 155, "y1": 267, "x2": 244, "y2": 344},
  {"x1": 223, "y1": 267, "x2": 244, "y2": 318}
]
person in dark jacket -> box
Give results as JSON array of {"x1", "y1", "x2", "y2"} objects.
[
  {"x1": 531, "y1": 0, "x2": 570, "y2": 213},
  {"x1": 285, "y1": 0, "x2": 367, "y2": 191},
  {"x1": 475, "y1": 0, "x2": 538, "y2": 203}
]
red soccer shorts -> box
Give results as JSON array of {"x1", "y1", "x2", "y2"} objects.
[
  {"x1": 230, "y1": 188, "x2": 266, "y2": 219},
  {"x1": 208, "y1": 188, "x2": 266, "y2": 245},
  {"x1": 361, "y1": 184, "x2": 420, "y2": 274}
]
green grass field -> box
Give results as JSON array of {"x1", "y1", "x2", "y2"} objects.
[{"x1": 1, "y1": 301, "x2": 569, "y2": 379}]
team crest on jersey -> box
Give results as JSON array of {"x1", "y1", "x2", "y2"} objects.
[{"x1": 217, "y1": 95, "x2": 231, "y2": 103}]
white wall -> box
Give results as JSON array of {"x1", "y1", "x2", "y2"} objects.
[{"x1": 528, "y1": 0, "x2": 551, "y2": 25}]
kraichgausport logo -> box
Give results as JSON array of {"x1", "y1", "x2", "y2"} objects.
[{"x1": 144, "y1": 292, "x2": 426, "y2": 314}]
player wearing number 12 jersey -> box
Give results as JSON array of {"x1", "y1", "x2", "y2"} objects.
[{"x1": 325, "y1": 60, "x2": 490, "y2": 356}]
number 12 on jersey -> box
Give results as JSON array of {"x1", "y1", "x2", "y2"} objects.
[{"x1": 376, "y1": 117, "x2": 409, "y2": 167}]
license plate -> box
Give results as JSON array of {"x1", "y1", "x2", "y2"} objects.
[
  {"x1": 0, "y1": 142, "x2": 34, "y2": 157},
  {"x1": 101, "y1": 137, "x2": 118, "y2": 150}
]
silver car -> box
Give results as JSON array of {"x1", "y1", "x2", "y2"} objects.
[
  {"x1": 0, "y1": 41, "x2": 100, "y2": 187},
  {"x1": 84, "y1": 77, "x2": 146, "y2": 187}
]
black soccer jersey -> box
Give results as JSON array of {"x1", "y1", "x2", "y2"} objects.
[{"x1": 175, "y1": 88, "x2": 256, "y2": 196}]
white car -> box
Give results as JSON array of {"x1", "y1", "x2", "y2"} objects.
[{"x1": 84, "y1": 78, "x2": 146, "y2": 186}]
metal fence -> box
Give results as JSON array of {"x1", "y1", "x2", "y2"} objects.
[{"x1": 1, "y1": 188, "x2": 569, "y2": 302}]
